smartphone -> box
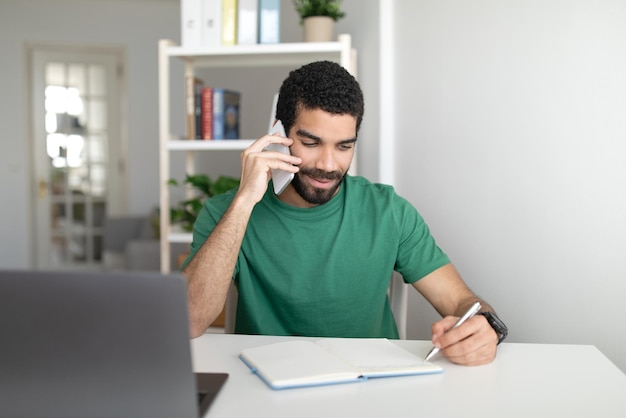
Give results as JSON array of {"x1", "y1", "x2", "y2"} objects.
[{"x1": 266, "y1": 120, "x2": 294, "y2": 195}]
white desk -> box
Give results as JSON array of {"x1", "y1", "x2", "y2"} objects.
[{"x1": 192, "y1": 334, "x2": 626, "y2": 418}]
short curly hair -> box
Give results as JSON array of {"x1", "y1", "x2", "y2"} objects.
[{"x1": 275, "y1": 61, "x2": 364, "y2": 136}]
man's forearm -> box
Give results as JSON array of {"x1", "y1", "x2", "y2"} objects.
[{"x1": 183, "y1": 195, "x2": 255, "y2": 337}]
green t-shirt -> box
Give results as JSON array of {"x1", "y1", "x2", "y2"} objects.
[{"x1": 187, "y1": 175, "x2": 449, "y2": 338}]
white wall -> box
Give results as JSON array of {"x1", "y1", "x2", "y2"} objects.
[{"x1": 389, "y1": 0, "x2": 626, "y2": 372}]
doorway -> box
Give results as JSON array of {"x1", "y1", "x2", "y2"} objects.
[{"x1": 30, "y1": 45, "x2": 127, "y2": 270}]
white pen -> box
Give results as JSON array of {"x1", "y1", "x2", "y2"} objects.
[{"x1": 424, "y1": 301, "x2": 482, "y2": 361}]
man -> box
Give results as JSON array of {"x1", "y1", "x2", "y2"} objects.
[{"x1": 182, "y1": 61, "x2": 507, "y2": 366}]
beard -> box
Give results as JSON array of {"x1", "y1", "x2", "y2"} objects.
[{"x1": 291, "y1": 167, "x2": 347, "y2": 205}]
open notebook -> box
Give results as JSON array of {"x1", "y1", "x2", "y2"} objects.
[
  {"x1": 240, "y1": 338, "x2": 443, "y2": 390},
  {"x1": 0, "y1": 269, "x2": 227, "y2": 418}
]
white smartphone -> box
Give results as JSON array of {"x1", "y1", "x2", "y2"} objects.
[{"x1": 266, "y1": 120, "x2": 294, "y2": 195}]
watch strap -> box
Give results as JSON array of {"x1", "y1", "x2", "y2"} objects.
[{"x1": 477, "y1": 311, "x2": 508, "y2": 344}]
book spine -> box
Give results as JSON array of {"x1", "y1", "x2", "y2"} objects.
[
  {"x1": 185, "y1": 75, "x2": 196, "y2": 139},
  {"x1": 221, "y1": 0, "x2": 238, "y2": 46},
  {"x1": 194, "y1": 79, "x2": 204, "y2": 139},
  {"x1": 201, "y1": 87, "x2": 214, "y2": 140},
  {"x1": 223, "y1": 90, "x2": 241, "y2": 139},
  {"x1": 213, "y1": 88, "x2": 225, "y2": 140},
  {"x1": 181, "y1": 0, "x2": 203, "y2": 48},
  {"x1": 237, "y1": 0, "x2": 258, "y2": 45},
  {"x1": 258, "y1": 0, "x2": 280, "y2": 44},
  {"x1": 201, "y1": 0, "x2": 222, "y2": 49}
]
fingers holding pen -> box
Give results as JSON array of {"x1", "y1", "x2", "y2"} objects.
[
  {"x1": 431, "y1": 316, "x2": 498, "y2": 366},
  {"x1": 430, "y1": 316, "x2": 460, "y2": 347}
]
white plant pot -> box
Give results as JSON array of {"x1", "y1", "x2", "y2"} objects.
[{"x1": 303, "y1": 16, "x2": 334, "y2": 42}]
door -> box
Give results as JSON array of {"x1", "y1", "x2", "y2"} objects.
[{"x1": 30, "y1": 46, "x2": 127, "y2": 270}]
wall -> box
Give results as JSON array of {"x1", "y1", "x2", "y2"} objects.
[{"x1": 389, "y1": 0, "x2": 626, "y2": 372}]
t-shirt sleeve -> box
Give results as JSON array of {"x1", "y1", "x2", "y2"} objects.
[
  {"x1": 178, "y1": 191, "x2": 237, "y2": 274},
  {"x1": 392, "y1": 194, "x2": 450, "y2": 284}
]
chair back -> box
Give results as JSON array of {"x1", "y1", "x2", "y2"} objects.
[{"x1": 388, "y1": 272, "x2": 409, "y2": 339}]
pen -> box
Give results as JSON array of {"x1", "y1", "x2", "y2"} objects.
[{"x1": 424, "y1": 301, "x2": 482, "y2": 361}]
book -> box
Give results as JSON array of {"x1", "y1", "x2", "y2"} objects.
[
  {"x1": 181, "y1": 0, "x2": 202, "y2": 48},
  {"x1": 221, "y1": 0, "x2": 238, "y2": 46},
  {"x1": 201, "y1": 0, "x2": 222, "y2": 49},
  {"x1": 213, "y1": 88, "x2": 241, "y2": 140},
  {"x1": 185, "y1": 76, "x2": 203, "y2": 139},
  {"x1": 201, "y1": 87, "x2": 214, "y2": 139},
  {"x1": 194, "y1": 79, "x2": 204, "y2": 139},
  {"x1": 258, "y1": 0, "x2": 280, "y2": 44},
  {"x1": 223, "y1": 89, "x2": 241, "y2": 139},
  {"x1": 237, "y1": 0, "x2": 258, "y2": 45},
  {"x1": 239, "y1": 338, "x2": 443, "y2": 390}
]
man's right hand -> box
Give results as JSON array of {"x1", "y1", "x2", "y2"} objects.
[{"x1": 237, "y1": 134, "x2": 301, "y2": 203}]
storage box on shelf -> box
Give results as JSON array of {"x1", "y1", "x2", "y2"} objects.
[{"x1": 158, "y1": 35, "x2": 357, "y2": 273}]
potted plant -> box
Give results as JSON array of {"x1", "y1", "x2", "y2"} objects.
[{"x1": 292, "y1": 0, "x2": 346, "y2": 42}]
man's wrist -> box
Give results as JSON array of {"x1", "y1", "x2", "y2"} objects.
[{"x1": 230, "y1": 192, "x2": 258, "y2": 215}]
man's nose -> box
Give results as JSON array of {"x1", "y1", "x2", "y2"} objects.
[{"x1": 314, "y1": 147, "x2": 338, "y2": 172}]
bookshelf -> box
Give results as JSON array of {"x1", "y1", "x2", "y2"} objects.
[{"x1": 158, "y1": 35, "x2": 357, "y2": 273}]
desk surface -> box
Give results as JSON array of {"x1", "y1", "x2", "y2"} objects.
[{"x1": 191, "y1": 334, "x2": 626, "y2": 418}]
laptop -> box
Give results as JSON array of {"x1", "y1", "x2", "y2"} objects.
[{"x1": 0, "y1": 269, "x2": 227, "y2": 418}]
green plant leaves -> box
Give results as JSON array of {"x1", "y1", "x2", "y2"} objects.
[
  {"x1": 292, "y1": 0, "x2": 346, "y2": 22},
  {"x1": 168, "y1": 174, "x2": 240, "y2": 232}
]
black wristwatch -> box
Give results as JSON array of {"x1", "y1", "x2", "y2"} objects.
[{"x1": 477, "y1": 311, "x2": 508, "y2": 344}]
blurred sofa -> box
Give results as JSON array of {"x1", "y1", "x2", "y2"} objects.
[{"x1": 102, "y1": 216, "x2": 188, "y2": 271}]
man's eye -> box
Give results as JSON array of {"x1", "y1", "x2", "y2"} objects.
[
  {"x1": 339, "y1": 144, "x2": 353, "y2": 150},
  {"x1": 302, "y1": 142, "x2": 317, "y2": 147}
]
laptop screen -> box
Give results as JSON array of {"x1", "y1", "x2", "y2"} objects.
[{"x1": 0, "y1": 270, "x2": 226, "y2": 418}]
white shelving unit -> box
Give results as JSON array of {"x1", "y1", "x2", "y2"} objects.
[{"x1": 158, "y1": 35, "x2": 357, "y2": 273}]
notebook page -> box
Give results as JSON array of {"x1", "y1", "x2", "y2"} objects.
[
  {"x1": 315, "y1": 338, "x2": 442, "y2": 377},
  {"x1": 240, "y1": 340, "x2": 360, "y2": 388}
]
